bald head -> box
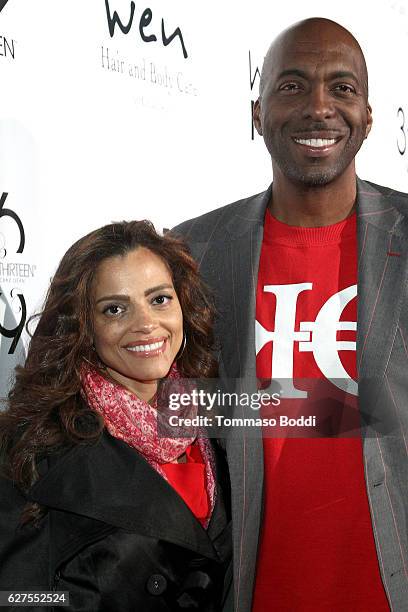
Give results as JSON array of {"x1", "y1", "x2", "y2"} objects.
[{"x1": 260, "y1": 18, "x2": 368, "y2": 100}]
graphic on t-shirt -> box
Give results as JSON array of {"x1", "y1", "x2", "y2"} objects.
[{"x1": 256, "y1": 282, "x2": 357, "y2": 397}]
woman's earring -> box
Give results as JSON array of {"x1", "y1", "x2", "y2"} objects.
[{"x1": 177, "y1": 331, "x2": 187, "y2": 358}]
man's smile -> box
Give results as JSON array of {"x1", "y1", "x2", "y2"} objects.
[
  {"x1": 293, "y1": 138, "x2": 337, "y2": 147},
  {"x1": 291, "y1": 131, "x2": 345, "y2": 157}
]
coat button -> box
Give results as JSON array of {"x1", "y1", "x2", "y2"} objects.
[{"x1": 146, "y1": 574, "x2": 167, "y2": 596}]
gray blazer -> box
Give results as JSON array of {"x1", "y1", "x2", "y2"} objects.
[{"x1": 172, "y1": 178, "x2": 408, "y2": 612}]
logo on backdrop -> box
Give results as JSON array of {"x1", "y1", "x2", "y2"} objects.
[
  {"x1": 0, "y1": 31, "x2": 16, "y2": 60},
  {"x1": 0, "y1": 193, "x2": 24, "y2": 252},
  {"x1": 0, "y1": 1, "x2": 10, "y2": 14},
  {"x1": 0, "y1": 1, "x2": 16, "y2": 61},
  {"x1": 256, "y1": 283, "x2": 357, "y2": 398},
  {"x1": 249, "y1": 51, "x2": 261, "y2": 140},
  {"x1": 0, "y1": 192, "x2": 33, "y2": 354},
  {"x1": 396, "y1": 106, "x2": 408, "y2": 175},
  {"x1": 101, "y1": 1, "x2": 196, "y2": 111},
  {"x1": 105, "y1": 0, "x2": 188, "y2": 58}
]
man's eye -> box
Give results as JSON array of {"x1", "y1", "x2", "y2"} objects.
[
  {"x1": 103, "y1": 304, "x2": 125, "y2": 316},
  {"x1": 152, "y1": 295, "x2": 172, "y2": 306},
  {"x1": 279, "y1": 82, "x2": 301, "y2": 92},
  {"x1": 333, "y1": 84, "x2": 355, "y2": 94}
]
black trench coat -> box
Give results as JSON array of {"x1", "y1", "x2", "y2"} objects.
[{"x1": 0, "y1": 432, "x2": 232, "y2": 611}]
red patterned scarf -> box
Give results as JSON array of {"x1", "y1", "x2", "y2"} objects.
[{"x1": 80, "y1": 362, "x2": 216, "y2": 522}]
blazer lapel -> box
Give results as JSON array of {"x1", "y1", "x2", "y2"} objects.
[
  {"x1": 221, "y1": 186, "x2": 270, "y2": 608},
  {"x1": 357, "y1": 178, "x2": 408, "y2": 430},
  {"x1": 223, "y1": 185, "x2": 271, "y2": 383}
]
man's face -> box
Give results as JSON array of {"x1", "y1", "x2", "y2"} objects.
[{"x1": 253, "y1": 26, "x2": 373, "y2": 186}]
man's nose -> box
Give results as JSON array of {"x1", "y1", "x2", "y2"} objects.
[{"x1": 302, "y1": 85, "x2": 335, "y2": 121}]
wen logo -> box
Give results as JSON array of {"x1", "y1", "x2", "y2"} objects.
[
  {"x1": 105, "y1": 0, "x2": 188, "y2": 59},
  {"x1": 249, "y1": 51, "x2": 261, "y2": 140}
]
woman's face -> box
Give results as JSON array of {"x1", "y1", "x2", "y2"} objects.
[{"x1": 92, "y1": 247, "x2": 183, "y2": 401}]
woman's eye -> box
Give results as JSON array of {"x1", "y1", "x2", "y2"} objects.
[
  {"x1": 152, "y1": 295, "x2": 172, "y2": 306},
  {"x1": 103, "y1": 304, "x2": 125, "y2": 316}
]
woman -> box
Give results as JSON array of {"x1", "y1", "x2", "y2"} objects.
[{"x1": 0, "y1": 221, "x2": 231, "y2": 611}]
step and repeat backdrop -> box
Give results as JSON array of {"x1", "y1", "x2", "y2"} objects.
[{"x1": 1, "y1": 0, "x2": 408, "y2": 397}]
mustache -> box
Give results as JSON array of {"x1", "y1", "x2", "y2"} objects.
[{"x1": 292, "y1": 123, "x2": 343, "y2": 133}]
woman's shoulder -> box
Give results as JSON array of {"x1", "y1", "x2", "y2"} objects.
[
  {"x1": 28, "y1": 430, "x2": 151, "y2": 516},
  {"x1": 0, "y1": 472, "x2": 27, "y2": 515}
]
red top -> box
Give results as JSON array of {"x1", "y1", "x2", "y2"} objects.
[
  {"x1": 253, "y1": 211, "x2": 389, "y2": 611},
  {"x1": 162, "y1": 442, "x2": 210, "y2": 524}
]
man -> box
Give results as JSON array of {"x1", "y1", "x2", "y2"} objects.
[{"x1": 173, "y1": 18, "x2": 408, "y2": 611}]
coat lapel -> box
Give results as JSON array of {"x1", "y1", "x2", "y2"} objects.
[
  {"x1": 357, "y1": 179, "x2": 408, "y2": 431},
  {"x1": 30, "y1": 433, "x2": 221, "y2": 562}
]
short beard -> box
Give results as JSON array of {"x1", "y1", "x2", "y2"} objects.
[
  {"x1": 276, "y1": 159, "x2": 342, "y2": 187},
  {"x1": 270, "y1": 137, "x2": 359, "y2": 187}
]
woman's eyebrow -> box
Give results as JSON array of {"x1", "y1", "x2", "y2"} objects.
[
  {"x1": 95, "y1": 294, "x2": 130, "y2": 304},
  {"x1": 144, "y1": 284, "x2": 174, "y2": 297}
]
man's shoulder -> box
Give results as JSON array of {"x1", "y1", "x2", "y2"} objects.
[
  {"x1": 171, "y1": 189, "x2": 268, "y2": 242},
  {"x1": 362, "y1": 179, "x2": 408, "y2": 214},
  {"x1": 364, "y1": 179, "x2": 408, "y2": 199}
]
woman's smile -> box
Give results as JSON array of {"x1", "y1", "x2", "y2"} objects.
[{"x1": 123, "y1": 337, "x2": 167, "y2": 356}]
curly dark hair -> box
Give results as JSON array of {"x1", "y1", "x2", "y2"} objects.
[{"x1": 0, "y1": 220, "x2": 217, "y2": 521}]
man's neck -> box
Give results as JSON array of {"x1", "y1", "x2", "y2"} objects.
[{"x1": 269, "y1": 163, "x2": 357, "y2": 227}]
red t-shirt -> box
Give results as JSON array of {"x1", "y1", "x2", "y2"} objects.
[{"x1": 252, "y1": 211, "x2": 389, "y2": 611}]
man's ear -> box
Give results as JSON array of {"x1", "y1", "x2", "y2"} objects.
[
  {"x1": 365, "y1": 103, "x2": 373, "y2": 138},
  {"x1": 253, "y1": 98, "x2": 263, "y2": 136}
]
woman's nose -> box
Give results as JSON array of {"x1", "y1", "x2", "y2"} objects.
[{"x1": 130, "y1": 307, "x2": 158, "y2": 333}]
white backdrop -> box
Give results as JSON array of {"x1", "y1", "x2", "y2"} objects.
[{"x1": 1, "y1": 0, "x2": 408, "y2": 396}]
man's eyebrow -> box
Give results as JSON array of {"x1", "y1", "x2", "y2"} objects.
[
  {"x1": 276, "y1": 69, "x2": 359, "y2": 81},
  {"x1": 328, "y1": 70, "x2": 358, "y2": 81},
  {"x1": 276, "y1": 69, "x2": 308, "y2": 80}
]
